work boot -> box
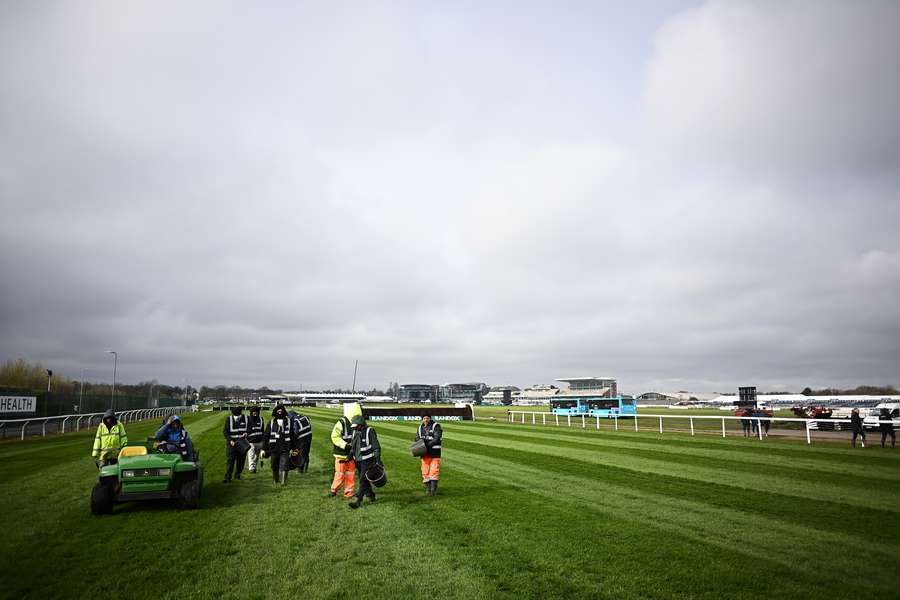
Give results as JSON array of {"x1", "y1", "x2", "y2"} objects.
[
  {"x1": 366, "y1": 493, "x2": 376, "y2": 503},
  {"x1": 329, "y1": 490, "x2": 337, "y2": 497},
  {"x1": 348, "y1": 498, "x2": 361, "y2": 509}
]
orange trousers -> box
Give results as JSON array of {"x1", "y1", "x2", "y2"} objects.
[
  {"x1": 420, "y1": 456, "x2": 441, "y2": 482},
  {"x1": 331, "y1": 458, "x2": 356, "y2": 497}
]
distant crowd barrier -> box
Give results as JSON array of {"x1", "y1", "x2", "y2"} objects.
[
  {"x1": 0, "y1": 406, "x2": 192, "y2": 441},
  {"x1": 505, "y1": 411, "x2": 893, "y2": 445}
]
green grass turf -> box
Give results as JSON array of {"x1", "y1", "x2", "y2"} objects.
[{"x1": 1, "y1": 408, "x2": 898, "y2": 599}]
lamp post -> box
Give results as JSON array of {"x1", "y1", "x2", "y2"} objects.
[{"x1": 106, "y1": 351, "x2": 117, "y2": 411}]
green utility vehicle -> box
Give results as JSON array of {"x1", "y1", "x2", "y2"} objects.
[{"x1": 91, "y1": 440, "x2": 203, "y2": 514}]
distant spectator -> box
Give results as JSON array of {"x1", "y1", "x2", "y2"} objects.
[
  {"x1": 850, "y1": 408, "x2": 866, "y2": 448},
  {"x1": 741, "y1": 409, "x2": 752, "y2": 437},
  {"x1": 879, "y1": 408, "x2": 896, "y2": 449}
]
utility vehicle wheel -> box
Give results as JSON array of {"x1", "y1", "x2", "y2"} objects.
[
  {"x1": 177, "y1": 479, "x2": 201, "y2": 509},
  {"x1": 91, "y1": 482, "x2": 114, "y2": 515}
]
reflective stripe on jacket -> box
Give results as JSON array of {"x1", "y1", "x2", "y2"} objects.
[
  {"x1": 331, "y1": 417, "x2": 352, "y2": 458},
  {"x1": 247, "y1": 415, "x2": 265, "y2": 442},
  {"x1": 416, "y1": 421, "x2": 442, "y2": 458},
  {"x1": 92, "y1": 422, "x2": 127, "y2": 458},
  {"x1": 353, "y1": 426, "x2": 380, "y2": 462},
  {"x1": 224, "y1": 415, "x2": 248, "y2": 439}
]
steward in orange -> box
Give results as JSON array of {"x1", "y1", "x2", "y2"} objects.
[
  {"x1": 416, "y1": 414, "x2": 442, "y2": 496},
  {"x1": 329, "y1": 403, "x2": 359, "y2": 497}
]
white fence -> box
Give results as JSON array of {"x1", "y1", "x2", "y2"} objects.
[
  {"x1": 506, "y1": 411, "x2": 891, "y2": 445},
  {"x1": 0, "y1": 406, "x2": 191, "y2": 441}
]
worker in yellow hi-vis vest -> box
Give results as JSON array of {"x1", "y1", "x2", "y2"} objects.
[
  {"x1": 329, "y1": 402, "x2": 361, "y2": 498},
  {"x1": 92, "y1": 409, "x2": 128, "y2": 467}
]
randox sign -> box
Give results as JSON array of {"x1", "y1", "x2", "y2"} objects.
[{"x1": 0, "y1": 396, "x2": 37, "y2": 414}]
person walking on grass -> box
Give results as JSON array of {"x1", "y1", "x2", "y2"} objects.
[
  {"x1": 348, "y1": 415, "x2": 381, "y2": 509},
  {"x1": 92, "y1": 409, "x2": 127, "y2": 467},
  {"x1": 263, "y1": 404, "x2": 297, "y2": 486},
  {"x1": 289, "y1": 410, "x2": 313, "y2": 473},
  {"x1": 223, "y1": 405, "x2": 249, "y2": 483},
  {"x1": 330, "y1": 403, "x2": 360, "y2": 498},
  {"x1": 850, "y1": 408, "x2": 866, "y2": 448},
  {"x1": 879, "y1": 408, "x2": 896, "y2": 448},
  {"x1": 246, "y1": 406, "x2": 265, "y2": 473},
  {"x1": 416, "y1": 414, "x2": 443, "y2": 496}
]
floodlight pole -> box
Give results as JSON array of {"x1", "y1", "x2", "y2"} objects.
[
  {"x1": 106, "y1": 350, "x2": 117, "y2": 411},
  {"x1": 352, "y1": 360, "x2": 358, "y2": 393}
]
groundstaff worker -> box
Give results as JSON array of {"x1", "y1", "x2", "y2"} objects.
[
  {"x1": 416, "y1": 414, "x2": 442, "y2": 496},
  {"x1": 263, "y1": 405, "x2": 297, "y2": 485},
  {"x1": 289, "y1": 410, "x2": 313, "y2": 473},
  {"x1": 92, "y1": 409, "x2": 128, "y2": 467},
  {"x1": 348, "y1": 415, "x2": 381, "y2": 509},
  {"x1": 247, "y1": 406, "x2": 265, "y2": 473},
  {"x1": 223, "y1": 406, "x2": 249, "y2": 483},
  {"x1": 330, "y1": 403, "x2": 360, "y2": 498},
  {"x1": 154, "y1": 415, "x2": 195, "y2": 461}
]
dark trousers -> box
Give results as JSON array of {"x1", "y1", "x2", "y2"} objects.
[
  {"x1": 225, "y1": 444, "x2": 246, "y2": 480},
  {"x1": 852, "y1": 430, "x2": 866, "y2": 446},
  {"x1": 270, "y1": 451, "x2": 290, "y2": 481},
  {"x1": 296, "y1": 440, "x2": 311, "y2": 473},
  {"x1": 355, "y1": 459, "x2": 375, "y2": 500},
  {"x1": 881, "y1": 429, "x2": 896, "y2": 447}
]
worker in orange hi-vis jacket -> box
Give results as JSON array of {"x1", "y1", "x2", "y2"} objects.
[{"x1": 416, "y1": 414, "x2": 442, "y2": 496}]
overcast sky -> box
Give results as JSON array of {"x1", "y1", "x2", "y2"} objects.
[{"x1": 1, "y1": 1, "x2": 899, "y2": 394}]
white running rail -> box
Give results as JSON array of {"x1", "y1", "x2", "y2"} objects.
[
  {"x1": 0, "y1": 406, "x2": 192, "y2": 441},
  {"x1": 505, "y1": 411, "x2": 893, "y2": 445}
]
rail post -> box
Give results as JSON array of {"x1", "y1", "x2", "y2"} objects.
[
  {"x1": 581, "y1": 414, "x2": 585, "y2": 429},
  {"x1": 722, "y1": 418, "x2": 726, "y2": 438},
  {"x1": 690, "y1": 417, "x2": 694, "y2": 436},
  {"x1": 555, "y1": 414, "x2": 559, "y2": 426},
  {"x1": 42, "y1": 419, "x2": 47, "y2": 437},
  {"x1": 805, "y1": 420, "x2": 811, "y2": 445},
  {"x1": 521, "y1": 413, "x2": 525, "y2": 424},
  {"x1": 757, "y1": 418, "x2": 763, "y2": 440},
  {"x1": 567, "y1": 415, "x2": 571, "y2": 427},
  {"x1": 542, "y1": 413, "x2": 546, "y2": 425},
  {"x1": 21, "y1": 420, "x2": 29, "y2": 441},
  {"x1": 659, "y1": 416, "x2": 663, "y2": 434},
  {"x1": 634, "y1": 416, "x2": 638, "y2": 432},
  {"x1": 614, "y1": 414, "x2": 618, "y2": 431},
  {"x1": 61, "y1": 417, "x2": 69, "y2": 434},
  {"x1": 532, "y1": 412, "x2": 536, "y2": 425},
  {"x1": 596, "y1": 416, "x2": 600, "y2": 430}
]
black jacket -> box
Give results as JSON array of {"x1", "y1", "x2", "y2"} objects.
[
  {"x1": 263, "y1": 416, "x2": 297, "y2": 454},
  {"x1": 416, "y1": 422, "x2": 443, "y2": 458}
]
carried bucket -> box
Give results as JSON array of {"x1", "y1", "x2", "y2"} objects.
[
  {"x1": 410, "y1": 439, "x2": 428, "y2": 457},
  {"x1": 234, "y1": 437, "x2": 251, "y2": 454},
  {"x1": 366, "y1": 463, "x2": 388, "y2": 488}
]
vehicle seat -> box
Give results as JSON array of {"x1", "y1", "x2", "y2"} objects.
[{"x1": 119, "y1": 446, "x2": 148, "y2": 459}]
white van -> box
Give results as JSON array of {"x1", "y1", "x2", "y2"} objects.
[{"x1": 863, "y1": 402, "x2": 900, "y2": 431}]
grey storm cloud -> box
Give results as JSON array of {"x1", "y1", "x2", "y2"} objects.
[{"x1": 1, "y1": 1, "x2": 898, "y2": 393}]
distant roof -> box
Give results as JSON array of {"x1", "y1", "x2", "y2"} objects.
[{"x1": 555, "y1": 377, "x2": 616, "y2": 383}]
